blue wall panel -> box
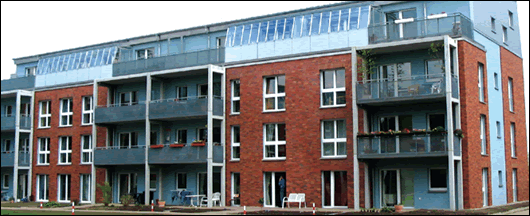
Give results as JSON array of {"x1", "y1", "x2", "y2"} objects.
[{"x1": 15, "y1": 62, "x2": 38, "y2": 78}]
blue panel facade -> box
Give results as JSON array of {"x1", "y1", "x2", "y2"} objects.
[
  {"x1": 1, "y1": 168, "x2": 14, "y2": 200},
  {"x1": 15, "y1": 62, "x2": 38, "y2": 78}
]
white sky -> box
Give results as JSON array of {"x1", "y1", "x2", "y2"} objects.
[{"x1": 1, "y1": 1, "x2": 529, "y2": 153}]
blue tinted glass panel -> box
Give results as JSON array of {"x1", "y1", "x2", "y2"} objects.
[
  {"x1": 107, "y1": 47, "x2": 116, "y2": 64},
  {"x1": 321, "y1": 11, "x2": 330, "y2": 33},
  {"x1": 78, "y1": 52, "x2": 87, "y2": 69},
  {"x1": 275, "y1": 19, "x2": 285, "y2": 40},
  {"x1": 42, "y1": 59, "x2": 49, "y2": 74},
  {"x1": 259, "y1": 22, "x2": 268, "y2": 42},
  {"x1": 293, "y1": 16, "x2": 303, "y2": 38},
  {"x1": 340, "y1": 9, "x2": 350, "y2": 31},
  {"x1": 62, "y1": 55, "x2": 70, "y2": 71},
  {"x1": 37, "y1": 60, "x2": 44, "y2": 75},
  {"x1": 350, "y1": 7, "x2": 360, "y2": 30},
  {"x1": 311, "y1": 13, "x2": 321, "y2": 35},
  {"x1": 267, "y1": 20, "x2": 276, "y2": 41},
  {"x1": 73, "y1": 53, "x2": 81, "y2": 70},
  {"x1": 51, "y1": 57, "x2": 59, "y2": 73},
  {"x1": 90, "y1": 50, "x2": 99, "y2": 67},
  {"x1": 84, "y1": 51, "x2": 92, "y2": 68},
  {"x1": 56, "y1": 56, "x2": 64, "y2": 72},
  {"x1": 359, "y1": 6, "x2": 369, "y2": 29},
  {"x1": 302, "y1": 15, "x2": 311, "y2": 37},
  {"x1": 284, "y1": 18, "x2": 294, "y2": 39},
  {"x1": 45, "y1": 58, "x2": 52, "y2": 74},
  {"x1": 330, "y1": 10, "x2": 340, "y2": 32},
  {"x1": 234, "y1": 25, "x2": 244, "y2": 46},
  {"x1": 99, "y1": 48, "x2": 109, "y2": 65},
  {"x1": 250, "y1": 23, "x2": 259, "y2": 44},
  {"x1": 225, "y1": 27, "x2": 233, "y2": 47},
  {"x1": 68, "y1": 54, "x2": 76, "y2": 70},
  {"x1": 95, "y1": 49, "x2": 104, "y2": 66},
  {"x1": 242, "y1": 24, "x2": 251, "y2": 45}
]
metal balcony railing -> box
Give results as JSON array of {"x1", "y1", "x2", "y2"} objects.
[
  {"x1": 1, "y1": 115, "x2": 31, "y2": 131},
  {"x1": 368, "y1": 13, "x2": 473, "y2": 44},
  {"x1": 357, "y1": 133, "x2": 448, "y2": 158},
  {"x1": 0, "y1": 75, "x2": 35, "y2": 92}
]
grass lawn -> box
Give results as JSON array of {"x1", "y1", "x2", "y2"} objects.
[
  {"x1": 0, "y1": 202, "x2": 70, "y2": 208},
  {"x1": 1, "y1": 210, "x2": 159, "y2": 215}
]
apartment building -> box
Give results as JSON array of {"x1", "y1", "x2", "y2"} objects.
[{"x1": 1, "y1": 1, "x2": 527, "y2": 210}]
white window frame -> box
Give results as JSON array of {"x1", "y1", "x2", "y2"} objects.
[
  {"x1": 37, "y1": 137, "x2": 50, "y2": 165},
  {"x1": 4, "y1": 105, "x2": 13, "y2": 117},
  {"x1": 263, "y1": 123, "x2": 286, "y2": 160},
  {"x1": 322, "y1": 171, "x2": 349, "y2": 208},
  {"x1": 119, "y1": 91, "x2": 138, "y2": 106},
  {"x1": 176, "y1": 86, "x2": 188, "y2": 100},
  {"x1": 2, "y1": 140, "x2": 11, "y2": 153},
  {"x1": 231, "y1": 80, "x2": 241, "y2": 114},
  {"x1": 263, "y1": 75, "x2": 286, "y2": 112},
  {"x1": 59, "y1": 98, "x2": 73, "y2": 127},
  {"x1": 36, "y1": 175, "x2": 49, "y2": 202},
  {"x1": 482, "y1": 168, "x2": 488, "y2": 207},
  {"x1": 510, "y1": 123, "x2": 516, "y2": 158},
  {"x1": 175, "y1": 129, "x2": 187, "y2": 144},
  {"x1": 119, "y1": 132, "x2": 138, "y2": 149},
  {"x1": 508, "y1": 78, "x2": 513, "y2": 112},
  {"x1": 58, "y1": 136, "x2": 72, "y2": 165},
  {"x1": 176, "y1": 173, "x2": 187, "y2": 190},
  {"x1": 512, "y1": 169, "x2": 517, "y2": 202},
  {"x1": 58, "y1": 174, "x2": 71, "y2": 203},
  {"x1": 39, "y1": 101, "x2": 51, "y2": 129},
  {"x1": 81, "y1": 135, "x2": 93, "y2": 164},
  {"x1": 232, "y1": 126, "x2": 240, "y2": 161},
  {"x1": 480, "y1": 115, "x2": 487, "y2": 155},
  {"x1": 25, "y1": 66, "x2": 36, "y2": 77},
  {"x1": 231, "y1": 172, "x2": 241, "y2": 207},
  {"x1": 2, "y1": 174, "x2": 8, "y2": 189},
  {"x1": 198, "y1": 84, "x2": 208, "y2": 99},
  {"x1": 320, "y1": 69, "x2": 346, "y2": 107},
  {"x1": 136, "y1": 47, "x2": 155, "y2": 60},
  {"x1": 82, "y1": 96, "x2": 93, "y2": 125},
  {"x1": 428, "y1": 168, "x2": 448, "y2": 192},
  {"x1": 80, "y1": 174, "x2": 91, "y2": 203},
  {"x1": 321, "y1": 120, "x2": 347, "y2": 158},
  {"x1": 478, "y1": 64, "x2": 485, "y2": 102}
]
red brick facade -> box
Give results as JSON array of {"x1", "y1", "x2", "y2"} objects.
[
  {"x1": 224, "y1": 54, "x2": 366, "y2": 208},
  {"x1": 31, "y1": 85, "x2": 107, "y2": 203},
  {"x1": 500, "y1": 47, "x2": 529, "y2": 203},
  {"x1": 457, "y1": 40, "x2": 492, "y2": 209}
]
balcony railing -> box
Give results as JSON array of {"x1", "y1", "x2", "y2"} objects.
[
  {"x1": 94, "y1": 102, "x2": 146, "y2": 124},
  {"x1": 149, "y1": 96, "x2": 223, "y2": 120},
  {"x1": 148, "y1": 144, "x2": 223, "y2": 164},
  {"x1": 357, "y1": 133, "x2": 448, "y2": 158},
  {"x1": 0, "y1": 75, "x2": 35, "y2": 92},
  {"x1": 94, "y1": 146, "x2": 146, "y2": 166},
  {"x1": 1, "y1": 152, "x2": 14, "y2": 167},
  {"x1": 1, "y1": 115, "x2": 31, "y2": 131},
  {"x1": 368, "y1": 13, "x2": 473, "y2": 44},
  {"x1": 113, "y1": 48, "x2": 225, "y2": 77},
  {"x1": 18, "y1": 151, "x2": 30, "y2": 167}
]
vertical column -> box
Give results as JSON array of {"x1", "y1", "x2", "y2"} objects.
[
  {"x1": 13, "y1": 91, "x2": 21, "y2": 202},
  {"x1": 207, "y1": 66, "x2": 214, "y2": 208},
  {"x1": 452, "y1": 41, "x2": 464, "y2": 210},
  {"x1": 220, "y1": 68, "x2": 226, "y2": 207},
  {"x1": 158, "y1": 169, "x2": 162, "y2": 200},
  {"x1": 27, "y1": 92, "x2": 35, "y2": 200},
  {"x1": 92, "y1": 80, "x2": 98, "y2": 204},
  {"x1": 145, "y1": 75, "x2": 152, "y2": 205},
  {"x1": 444, "y1": 36, "x2": 456, "y2": 211},
  {"x1": 351, "y1": 47, "x2": 360, "y2": 210}
]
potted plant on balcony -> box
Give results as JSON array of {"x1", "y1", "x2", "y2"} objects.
[
  {"x1": 191, "y1": 139, "x2": 206, "y2": 147},
  {"x1": 357, "y1": 132, "x2": 371, "y2": 137},
  {"x1": 431, "y1": 126, "x2": 447, "y2": 134},
  {"x1": 412, "y1": 129, "x2": 427, "y2": 135},
  {"x1": 394, "y1": 202, "x2": 404, "y2": 213},
  {"x1": 150, "y1": 144, "x2": 164, "y2": 149},
  {"x1": 158, "y1": 199, "x2": 166, "y2": 208},
  {"x1": 170, "y1": 140, "x2": 186, "y2": 148},
  {"x1": 454, "y1": 129, "x2": 464, "y2": 138}
]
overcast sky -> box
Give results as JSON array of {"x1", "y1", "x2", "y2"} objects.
[{"x1": 1, "y1": 1, "x2": 529, "y2": 150}]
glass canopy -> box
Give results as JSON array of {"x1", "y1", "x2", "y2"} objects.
[{"x1": 36, "y1": 47, "x2": 118, "y2": 75}]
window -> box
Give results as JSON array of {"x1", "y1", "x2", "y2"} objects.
[
  {"x1": 428, "y1": 114, "x2": 445, "y2": 130},
  {"x1": 81, "y1": 135, "x2": 92, "y2": 164},
  {"x1": 429, "y1": 168, "x2": 448, "y2": 192},
  {"x1": 25, "y1": 66, "x2": 36, "y2": 77},
  {"x1": 176, "y1": 86, "x2": 187, "y2": 100},
  {"x1": 263, "y1": 75, "x2": 286, "y2": 111},
  {"x1": 263, "y1": 123, "x2": 286, "y2": 159},
  {"x1": 510, "y1": 123, "x2": 516, "y2": 158},
  {"x1": 232, "y1": 80, "x2": 240, "y2": 114},
  {"x1": 2, "y1": 174, "x2": 8, "y2": 189},
  {"x1": 80, "y1": 174, "x2": 91, "y2": 203},
  {"x1": 321, "y1": 69, "x2": 346, "y2": 107},
  {"x1": 426, "y1": 59, "x2": 444, "y2": 77},
  {"x1": 4, "y1": 105, "x2": 13, "y2": 117},
  {"x1": 22, "y1": 103, "x2": 30, "y2": 116},
  {"x1": 232, "y1": 126, "x2": 240, "y2": 160},
  {"x1": 176, "y1": 173, "x2": 187, "y2": 190},
  {"x1": 232, "y1": 173, "x2": 241, "y2": 206},
  {"x1": 81, "y1": 96, "x2": 93, "y2": 125},
  {"x1": 37, "y1": 138, "x2": 50, "y2": 165},
  {"x1": 1, "y1": 140, "x2": 11, "y2": 153},
  {"x1": 119, "y1": 91, "x2": 138, "y2": 106},
  {"x1": 482, "y1": 168, "x2": 488, "y2": 207},
  {"x1": 502, "y1": 26, "x2": 508, "y2": 43},
  {"x1": 480, "y1": 115, "x2": 487, "y2": 155},
  {"x1": 119, "y1": 132, "x2": 138, "y2": 149},
  {"x1": 150, "y1": 174, "x2": 157, "y2": 190},
  {"x1": 36, "y1": 175, "x2": 49, "y2": 201},
  {"x1": 217, "y1": 37, "x2": 226, "y2": 48},
  {"x1": 508, "y1": 78, "x2": 513, "y2": 112},
  {"x1": 136, "y1": 48, "x2": 154, "y2": 60},
  {"x1": 59, "y1": 98, "x2": 73, "y2": 127},
  {"x1": 198, "y1": 84, "x2": 208, "y2": 99},
  {"x1": 478, "y1": 63, "x2": 485, "y2": 102},
  {"x1": 321, "y1": 120, "x2": 347, "y2": 157},
  {"x1": 39, "y1": 101, "x2": 51, "y2": 128},
  {"x1": 512, "y1": 169, "x2": 517, "y2": 202},
  {"x1": 150, "y1": 131, "x2": 158, "y2": 145},
  {"x1": 496, "y1": 121, "x2": 501, "y2": 138},
  {"x1": 197, "y1": 128, "x2": 207, "y2": 142},
  {"x1": 58, "y1": 174, "x2": 71, "y2": 202},
  {"x1": 58, "y1": 136, "x2": 72, "y2": 165},
  {"x1": 323, "y1": 171, "x2": 348, "y2": 207},
  {"x1": 508, "y1": 11, "x2": 513, "y2": 27},
  {"x1": 494, "y1": 73, "x2": 499, "y2": 90},
  {"x1": 176, "y1": 129, "x2": 187, "y2": 144},
  {"x1": 498, "y1": 171, "x2": 503, "y2": 187},
  {"x1": 491, "y1": 17, "x2": 496, "y2": 32}
]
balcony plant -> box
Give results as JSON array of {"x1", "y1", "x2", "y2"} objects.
[
  {"x1": 394, "y1": 202, "x2": 404, "y2": 213},
  {"x1": 150, "y1": 144, "x2": 164, "y2": 149},
  {"x1": 357, "y1": 49, "x2": 377, "y2": 80},
  {"x1": 431, "y1": 126, "x2": 447, "y2": 134},
  {"x1": 158, "y1": 199, "x2": 166, "y2": 207},
  {"x1": 170, "y1": 143, "x2": 185, "y2": 148},
  {"x1": 191, "y1": 139, "x2": 206, "y2": 147},
  {"x1": 454, "y1": 129, "x2": 464, "y2": 138},
  {"x1": 412, "y1": 129, "x2": 427, "y2": 134},
  {"x1": 357, "y1": 132, "x2": 371, "y2": 137}
]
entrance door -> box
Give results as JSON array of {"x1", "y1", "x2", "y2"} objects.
[
  {"x1": 264, "y1": 172, "x2": 286, "y2": 207},
  {"x1": 323, "y1": 171, "x2": 348, "y2": 208},
  {"x1": 381, "y1": 170, "x2": 400, "y2": 207},
  {"x1": 18, "y1": 174, "x2": 28, "y2": 198},
  {"x1": 119, "y1": 174, "x2": 129, "y2": 202}
]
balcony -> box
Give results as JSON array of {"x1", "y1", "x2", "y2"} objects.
[
  {"x1": 94, "y1": 102, "x2": 146, "y2": 125},
  {"x1": 1, "y1": 76, "x2": 35, "y2": 92},
  {"x1": 357, "y1": 74, "x2": 458, "y2": 105},
  {"x1": 149, "y1": 97, "x2": 223, "y2": 121},
  {"x1": 94, "y1": 146, "x2": 146, "y2": 166},
  {"x1": 18, "y1": 151, "x2": 30, "y2": 167},
  {"x1": 357, "y1": 133, "x2": 449, "y2": 159},
  {"x1": 148, "y1": 144, "x2": 223, "y2": 164},
  {"x1": 113, "y1": 48, "x2": 225, "y2": 77},
  {"x1": 1, "y1": 152, "x2": 14, "y2": 167},
  {"x1": 368, "y1": 13, "x2": 473, "y2": 44},
  {"x1": 1, "y1": 115, "x2": 31, "y2": 131}
]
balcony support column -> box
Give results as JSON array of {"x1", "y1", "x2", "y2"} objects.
[
  {"x1": 364, "y1": 162, "x2": 370, "y2": 208},
  {"x1": 220, "y1": 67, "x2": 226, "y2": 207},
  {"x1": 25, "y1": 92, "x2": 35, "y2": 201},
  {"x1": 207, "y1": 66, "x2": 214, "y2": 208},
  {"x1": 351, "y1": 47, "x2": 360, "y2": 211},
  {"x1": 12, "y1": 91, "x2": 21, "y2": 202},
  {"x1": 91, "y1": 80, "x2": 98, "y2": 204},
  {"x1": 444, "y1": 36, "x2": 456, "y2": 211},
  {"x1": 145, "y1": 74, "x2": 152, "y2": 205}
]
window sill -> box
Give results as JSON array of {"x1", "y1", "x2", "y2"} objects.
[
  {"x1": 479, "y1": 101, "x2": 487, "y2": 105},
  {"x1": 230, "y1": 113, "x2": 240, "y2": 116},
  {"x1": 321, "y1": 156, "x2": 347, "y2": 160},
  {"x1": 481, "y1": 154, "x2": 489, "y2": 157},
  {"x1": 509, "y1": 26, "x2": 514, "y2": 31},
  {"x1": 428, "y1": 189, "x2": 448, "y2": 193},
  {"x1": 79, "y1": 163, "x2": 92, "y2": 166},
  {"x1": 499, "y1": 185, "x2": 503, "y2": 188},
  {"x1": 491, "y1": 30, "x2": 496, "y2": 34},
  {"x1": 320, "y1": 105, "x2": 346, "y2": 109},
  {"x1": 58, "y1": 125, "x2": 73, "y2": 128},
  {"x1": 494, "y1": 87, "x2": 499, "y2": 91},
  {"x1": 36, "y1": 164, "x2": 50, "y2": 166},
  {"x1": 80, "y1": 124, "x2": 93, "y2": 127},
  {"x1": 57, "y1": 163, "x2": 72, "y2": 166},
  {"x1": 511, "y1": 156, "x2": 517, "y2": 159},
  {"x1": 37, "y1": 127, "x2": 51, "y2": 130},
  {"x1": 509, "y1": 111, "x2": 515, "y2": 114},
  {"x1": 230, "y1": 159, "x2": 240, "y2": 162},
  {"x1": 262, "y1": 158, "x2": 286, "y2": 162},
  {"x1": 497, "y1": 136, "x2": 502, "y2": 139},
  {"x1": 263, "y1": 110, "x2": 286, "y2": 114}
]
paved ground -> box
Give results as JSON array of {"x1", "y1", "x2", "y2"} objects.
[{"x1": 497, "y1": 207, "x2": 530, "y2": 215}]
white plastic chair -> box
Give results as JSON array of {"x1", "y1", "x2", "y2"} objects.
[
  {"x1": 282, "y1": 193, "x2": 307, "y2": 209},
  {"x1": 201, "y1": 192, "x2": 221, "y2": 207}
]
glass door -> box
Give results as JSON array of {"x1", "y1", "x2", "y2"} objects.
[
  {"x1": 119, "y1": 174, "x2": 129, "y2": 202},
  {"x1": 198, "y1": 173, "x2": 207, "y2": 196},
  {"x1": 379, "y1": 65, "x2": 397, "y2": 98},
  {"x1": 322, "y1": 171, "x2": 348, "y2": 208},
  {"x1": 18, "y1": 174, "x2": 28, "y2": 198},
  {"x1": 381, "y1": 170, "x2": 400, "y2": 207},
  {"x1": 263, "y1": 172, "x2": 286, "y2": 207},
  {"x1": 400, "y1": 169, "x2": 414, "y2": 208}
]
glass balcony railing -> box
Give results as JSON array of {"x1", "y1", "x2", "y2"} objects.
[
  {"x1": 149, "y1": 96, "x2": 223, "y2": 120},
  {"x1": 357, "y1": 133, "x2": 448, "y2": 158},
  {"x1": 1, "y1": 115, "x2": 31, "y2": 131},
  {"x1": 94, "y1": 102, "x2": 146, "y2": 124},
  {"x1": 368, "y1": 13, "x2": 473, "y2": 44}
]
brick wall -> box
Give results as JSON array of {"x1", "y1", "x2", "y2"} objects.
[
  {"x1": 458, "y1": 40, "x2": 492, "y2": 209},
  {"x1": 31, "y1": 85, "x2": 107, "y2": 203},
  {"x1": 224, "y1": 54, "x2": 365, "y2": 208},
  {"x1": 500, "y1": 47, "x2": 529, "y2": 203}
]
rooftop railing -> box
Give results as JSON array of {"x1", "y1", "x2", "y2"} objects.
[{"x1": 0, "y1": 75, "x2": 35, "y2": 92}]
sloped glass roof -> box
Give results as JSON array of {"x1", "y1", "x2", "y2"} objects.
[{"x1": 37, "y1": 47, "x2": 117, "y2": 75}]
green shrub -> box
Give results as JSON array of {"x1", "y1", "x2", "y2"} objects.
[
  {"x1": 381, "y1": 207, "x2": 395, "y2": 213},
  {"x1": 120, "y1": 195, "x2": 134, "y2": 207},
  {"x1": 97, "y1": 182, "x2": 112, "y2": 206},
  {"x1": 43, "y1": 201, "x2": 62, "y2": 208}
]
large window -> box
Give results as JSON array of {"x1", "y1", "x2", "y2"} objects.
[
  {"x1": 25, "y1": 66, "x2": 36, "y2": 77},
  {"x1": 119, "y1": 132, "x2": 139, "y2": 149},
  {"x1": 176, "y1": 86, "x2": 187, "y2": 100},
  {"x1": 232, "y1": 173, "x2": 241, "y2": 206},
  {"x1": 482, "y1": 168, "x2": 489, "y2": 207},
  {"x1": 119, "y1": 91, "x2": 138, "y2": 106},
  {"x1": 232, "y1": 126, "x2": 240, "y2": 160},
  {"x1": 39, "y1": 101, "x2": 51, "y2": 128},
  {"x1": 1, "y1": 140, "x2": 11, "y2": 153},
  {"x1": 59, "y1": 137, "x2": 72, "y2": 165},
  {"x1": 58, "y1": 174, "x2": 71, "y2": 202},
  {"x1": 80, "y1": 174, "x2": 91, "y2": 203},
  {"x1": 36, "y1": 175, "x2": 49, "y2": 201},
  {"x1": 478, "y1": 63, "x2": 485, "y2": 102},
  {"x1": 59, "y1": 98, "x2": 73, "y2": 127},
  {"x1": 508, "y1": 78, "x2": 513, "y2": 112},
  {"x1": 37, "y1": 138, "x2": 50, "y2": 165},
  {"x1": 264, "y1": 123, "x2": 286, "y2": 159},
  {"x1": 426, "y1": 59, "x2": 444, "y2": 77},
  {"x1": 81, "y1": 135, "x2": 92, "y2": 164},
  {"x1": 4, "y1": 105, "x2": 13, "y2": 117},
  {"x1": 321, "y1": 120, "x2": 347, "y2": 157},
  {"x1": 176, "y1": 173, "x2": 187, "y2": 190},
  {"x1": 429, "y1": 168, "x2": 448, "y2": 192},
  {"x1": 480, "y1": 115, "x2": 487, "y2": 155},
  {"x1": 321, "y1": 69, "x2": 346, "y2": 107},
  {"x1": 232, "y1": 80, "x2": 240, "y2": 114},
  {"x1": 82, "y1": 96, "x2": 93, "y2": 125},
  {"x1": 136, "y1": 48, "x2": 155, "y2": 60},
  {"x1": 322, "y1": 171, "x2": 348, "y2": 207},
  {"x1": 510, "y1": 123, "x2": 516, "y2": 158},
  {"x1": 2, "y1": 174, "x2": 8, "y2": 189},
  {"x1": 176, "y1": 129, "x2": 187, "y2": 144},
  {"x1": 264, "y1": 75, "x2": 286, "y2": 111}
]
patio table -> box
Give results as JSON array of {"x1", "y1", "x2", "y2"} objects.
[{"x1": 185, "y1": 195, "x2": 205, "y2": 207}]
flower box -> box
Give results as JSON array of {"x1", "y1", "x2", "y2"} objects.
[
  {"x1": 150, "y1": 145, "x2": 164, "y2": 149},
  {"x1": 191, "y1": 141, "x2": 206, "y2": 147},
  {"x1": 169, "y1": 144, "x2": 185, "y2": 148}
]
